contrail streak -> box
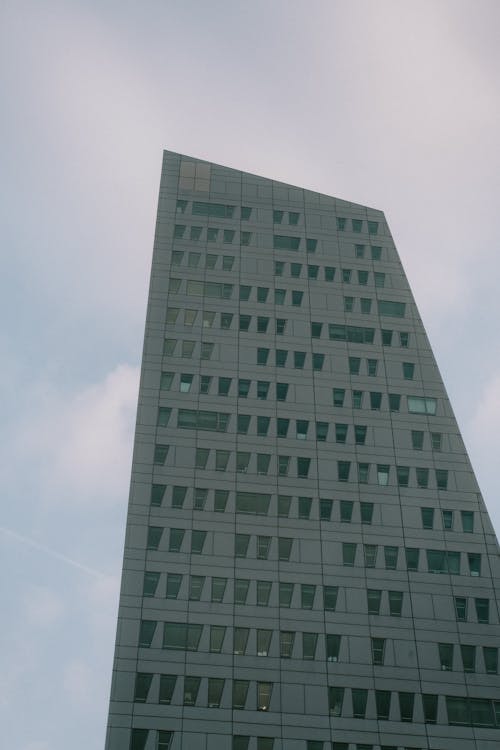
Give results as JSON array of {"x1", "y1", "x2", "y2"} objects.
[{"x1": 0, "y1": 526, "x2": 106, "y2": 578}]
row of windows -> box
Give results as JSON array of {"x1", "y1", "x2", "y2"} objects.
[
  {"x1": 146, "y1": 525, "x2": 481, "y2": 579},
  {"x1": 254, "y1": 348, "x2": 410, "y2": 370},
  {"x1": 176, "y1": 199, "x2": 380, "y2": 237},
  {"x1": 131, "y1": 729, "x2": 438, "y2": 750},
  {"x1": 168, "y1": 278, "x2": 392, "y2": 301},
  {"x1": 274, "y1": 259, "x2": 383, "y2": 282},
  {"x1": 174, "y1": 224, "x2": 253, "y2": 245},
  {"x1": 154, "y1": 442, "x2": 449, "y2": 488},
  {"x1": 151, "y1": 486, "x2": 473, "y2": 532}
]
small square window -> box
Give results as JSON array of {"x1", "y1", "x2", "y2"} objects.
[
  {"x1": 206, "y1": 230, "x2": 218, "y2": 244},
  {"x1": 241, "y1": 206, "x2": 252, "y2": 220},
  {"x1": 276, "y1": 349, "x2": 288, "y2": 367},
  {"x1": 311, "y1": 321, "x2": 323, "y2": 338},
  {"x1": 290, "y1": 262, "x2": 302, "y2": 277},
  {"x1": 294, "y1": 351, "x2": 306, "y2": 368},
  {"x1": 240, "y1": 285, "x2": 251, "y2": 301},
  {"x1": 306, "y1": 238, "x2": 317, "y2": 253},
  {"x1": 344, "y1": 296, "x2": 354, "y2": 313},
  {"x1": 275, "y1": 318, "x2": 286, "y2": 334},
  {"x1": 308, "y1": 264, "x2": 319, "y2": 279},
  {"x1": 312, "y1": 353, "x2": 324, "y2": 370},
  {"x1": 257, "y1": 381, "x2": 270, "y2": 399},
  {"x1": 273, "y1": 210, "x2": 284, "y2": 224},
  {"x1": 324, "y1": 266, "x2": 335, "y2": 281},
  {"x1": 342, "y1": 268, "x2": 351, "y2": 283},
  {"x1": 222, "y1": 255, "x2": 234, "y2": 271},
  {"x1": 274, "y1": 261, "x2": 285, "y2": 276},
  {"x1": 276, "y1": 382, "x2": 288, "y2": 401},
  {"x1": 257, "y1": 347, "x2": 270, "y2": 365},
  {"x1": 355, "y1": 244, "x2": 365, "y2": 258},
  {"x1": 257, "y1": 286, "x2": 269, "y2": 303},
  {"x1": 257, "y1": 316, "x2": 269, "y2": 333},
  {"x1": 403, "y1": 362, "x2": 415, "y2": 380}
]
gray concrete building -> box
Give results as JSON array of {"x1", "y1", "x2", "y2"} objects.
[{"x1": 105, "y1": 151, "x2": 500, "y2": 750}]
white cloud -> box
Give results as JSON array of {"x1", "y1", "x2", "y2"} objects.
[{"x1": 62, "y1": 658, "x2": 95, "y2": 708}]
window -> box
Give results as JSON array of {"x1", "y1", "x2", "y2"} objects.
[
  {"x1": 191, "y1": 487, "x2": 209, "y2": 511},
  {"x1": 377, "y1": 464, "x2": 390, "y2": 485},
  {"x1": 147, "y1": 526, "x2": 163, "y2": 551},
  {"x1": 239, "y1": 315, "x2": 251, "y2": 332},
  {"x1": 298, "y1": 496, "x2": 312, "y2": 519},
  {"x1": 292, "y1": 290, "x2": 303, "y2": 306},
  {"x1": 336, "y1": 217, "x2": 346, "y2": 230},
  {"x1": 151, "y1": 484, "x2": 166, "y2": 507},
  {"x1": 163, "y1": 338, "x2": 177, "y2": 356},
  {"x1": 405, "y1": 547, "x2": 420, "y2": 571},
  {"x1": 275, "y1": 318, "x2": 286, "y2": 334},
  {"x1": 384, "y1": 546, "x2": 398, "y2": 570},
  {"x1": 294, "y1": 351, "x2": 306, "y2": 368},
  {"x1": 257, "y1": 286, "x2": 269, "y2": 302},
  {"x1": 370, "y1": 391, "x2": 382, "y2": 410},
  {"x1": 371, "y1": 244, "x2": 382, "y2": 259},
  {"x1": 374, "y1": 272, "x2": 385, "y2": 287},
  {"x1": 358, "y1": 463, "x2": 369, "y2": 483},
  {"x1": 342, "y1": 268, "x2": 351, "y2": 283},
  {"x1": 399, "y1": 692, "x2": 414, "y2": 723},
  {"x1": 333, "y1": 388, "x2": 345, "y2": 407},
  {"x1": 337, "y1": 461, "x2": 350, "y2": 481},
  {"x1": 220, "y1": 313, "x2": 233, "y2": 329},
  {"x1": 257, "y1": 629, "x2": 272, "y2": 657},
  {"x1": 191, "y1": 530, "x2": 206, "y2": 554},
  {"x1": 257, "y1": 682, "x2": 273, "y2": 711},
  {"x1": 354, "y1": 425, "x2": 367, "y2": 445},
  {"x1": 340, "y1": 500, "x2": 353, "y2": 522},
  {"x1": 277, "y1": 418, "x2": 289, "y2": 438},
  {"x1": 166, "y1": 573, "x2": 182, "y2": 599},
  {"x1": 214, "y1": 489, "x2": 228, "y2": 512},
  {"x1": 173, "y1": 224, "x2": 186, "y2": 239},
  {"x1": 241, "y1": 231, "x2": 251, "y2": 246},
  {"x1": 311, "y1": 321, "x2": 323, "y2": 338},
  {"x1": 166, "y1": 307, "x2": 180, "y2": 324},
  {"x1": 367, "y1": 358, "x2": 378, "y2": 376},
  {"x1": 403, "y1": 362, "x2": 415, "y2": 379},
  {"x1": 367, "y1": 589, "x2": 382, "y2": 614},
  {"x1": 240, "y1": 285, "x2": 251, "y2": 301},
  {"x1": 291, "y1": 262, "x2": 302, "y2": 277},
  {"x1": 257, "y1": 415, "x2": 270, "y2": 436},
  {"x1": 183, "y1": 676, "x2": 201, "y2": 706},
  {"x1": 454, "y1": 596, "x2": 467, "y2": 621},
  {"x1": 328, "y1": 686, "x2": 344, "y2": 716},
  {"x1": 389, "y1": 591, "x2": 403, "y2": 616},
  {"x1": 200, "y1": 342, "x2": 214, "y2": 360},
  {"x1": 303, "y1": 632, "x2": 318, "y2": 660},
  {"x1": 416, "y1": 467, "x2": 429, "y2": 487},
  {"x1": 276, "y1": 382, "x2": 289, "y2": 401},
  {"x1": 143, "y1": 572, "x2": 160, "y2": 597},
  {"x1": 278, "y1": 537, "x2": 293, "y2": 561},
  {"x1": 342, "y1": 542, "x2": 356, "y2": 566},
  {"x1": 238, "y1": 378, "x2": 250, "y2": 397},
  {"x1": 257, "y1": 315, "x2": 270, "y2": 333},
  {"x1": 257, "y1": 454, "x2": 271, "y2": 475},
  {"x1": 308, "y1": 264, "x2": 319, "y2": 279},
  {"x1": 288, "y1": 211, "x2": 299, "y2": 225},
  {"x1": 280, "y1": 630, "x2": 295, "y2": 657},
  {"x1": 274, "y1": 235, "x2": 300, "y2": 250},
  {"x1": 344, "y1": 296, "x2": 354, "y2": 312},
  {"x1": 237, "y1": 414, "x2": 251, "y2": 434},
  {"x1": 438, "y1": 643, "x2": 453, "y2": 671},
  {"x1": 411, "y1": 430, "x2": 424, "y2": 450},
  {"x1": 475, "y1": 598, "x2": 489, "y2": 623},
  {"x1": 326, "y1": 634, "x2": 341, "y2": 662},
  {"x1": 210, "y1": 625, "x2": 226, "y2": 653},
  {"x1": 408, "y1": 396, "x2": 437, "y2": 415},
  {"x1": 278, "y1": 456, "x2": 290, "y2": 477},
  {"x1": 420, "y1": 508, "x2": 434, "y2": 529},
  {"x1": 297, "y1": 456, "x2": 311, "y2": 477},
  {"x1": 235, "y1": 534, "x2": 250, "y2": 557},
  {"x1": 257, "y1": 536, "x2": 271, "y2": 559},
  {"x1": 461, "y1": 510, "x2": 474, "y2": 533},
  {"x1": 234, "y1": 579, "x2": 250, "y2": 605},
  {"x1": 233, "y1": 738, "x2": 249, "y2": 750},
  {"x1": 257, "y1": 347, "x2": 269, "y2": 365},
  {"x1": 422, "y1": 693, "x2": 438, "y2": 723},
  {"x1": 232, "y1": 680, "x2": 249, "y2": 708},
  {"x1": 276, "y1": 349, "x2": 288, "y2": 367},
  {"x1": 358, "y1": 270, "x2": 369, "y2": 285},
  {"x1": 389, "y1": 393, "x2": 401, "y2": 411},
  {"x1": 360, "y1": 502, "x2": 373, "y2": 524},
  {"x1": 233, "y1": 629, "x2": 249, "y2": 656},
  {"x1": 171, "y1": 250, "x2": 183, "y2": 267},
  {"x1": 381, "y1": 329, "x2": 393, "y2": 346},
  {"x1": 208, "y1": 678, "x2": 225, "y2": 708},
  {"x1": 160, "y1": 372, "x2": 174, "y2": 391},
  {"x1": 274, "y1": 288, "x2": 286, "y2": 305},
  {"x1": 461, "y1": 644, "x2": 476, "y2": 672},
  {"x1": 352, "y1": 390, "x2": 363, "y2": 408},
  {"x1": 359, "y1": 297, "x2": 371, "y2": 315},
  {"x1": 257, "y1": 381, "x2": 270, "y2": 399},
  {"x1": 320, "y1": 498, "x2": 333, "y2": 520},
  {"x1": 139, "y1": 620, "x2": 157, "y2": 648},
  {"x1": 278, "y1": 495, "x2": 292, "y2": 517},
  {"x1": 364, "y1": 544, "x2": 377, "y2": 568},
  {"x1": 301, "y1": 584, "x2": 316, "y2": 608},
  {"x1": 215, "y1": 450, "x2": 230, "y2": 471},
  {"x1": 159, "y1": 674, "x2": 177, "y2": 704},
  {"x1": 223, "y1": 229, "x2": 235, "y2": 244},
  {"x1": 312, "y1": 352, "x2": 324, "y2": 370},
  {"x1": 375, "y1": 690, "x2": 391, "y2": 720},
  {"x1": 154, "y1": 444, "x2": 169, "y2": 465},
  {"x1": 257, "y1": 580, "x2": 272, "y2": 607},
  {"x1": 349, "y1": 356, "x2": 360, "y2": 375},
  {"x1": 442, "y1": 509, "x2": 453, "y2": 530},
  {"x1": 163, "y1": 622, "x2": 203, "y2": 651},
  {"x1": 431, "y1": 431, "x2": 442, "y2": 450},
  {"x1": 236, "y1": 451, "x2": 250, "y2": 473},
  {"x1": 371, "y1": 637, "x2": 386, "y2": 665},
  {"x1": 483, "y1": 647, "x2": 498, "y2": 674},
  {"x1": 352, "y1": 689, "x2": 368, "y2": 719},
  {"x1": 211, "y1": 577, "x2": 227, "y2": 603},
  {"x1": 396, "y1": 465, "x2": 410, "y2": 487},
  {"x1": 218, "y1": 377, "x2": 232, "y2": 396},
  {"x1": 307, "y1": 238, "x2": 318, "y2": 253},
  {"x1": 324, "y1": 586, "x2": 338, "y2": 610},
  {"x1": 436, "y1": 469, "x2": 448, "y2": 490},
  {"x1": 273, "y1": 210, "x2": 283, "y2": 224},
  {"x1": 426, "y1": 549, "x2": 460, "y2": 574},
  {"x1": 172, "y1": 485, "x2": 187, "y2": 509},
  {"x1": 316, "y1": 421, "x2": 328, "y2": 441},
  {"x1": 279, "y1": 582, "x2": 294, "y2": 607}
]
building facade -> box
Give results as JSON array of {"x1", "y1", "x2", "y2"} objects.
[{"x1": 105, "y1": 151, "x2": 500, "y2": 750}]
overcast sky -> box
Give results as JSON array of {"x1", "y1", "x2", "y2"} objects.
[{"x1": 1, "y1": 1, "x2": 500, "y2": 747}]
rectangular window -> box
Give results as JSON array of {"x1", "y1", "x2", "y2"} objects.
[
  {"x1": 349, "y1": 356, "x2": 360, "y2": 375},
  {"x1": 483, "y1": 647, "x2": 498, "y2": 674},
  {"x1": 360, "y1": 502, "x2": 373, "y2": 524},
  {"x1": 388, "y1": 393, "x2": 401, "y2": 411},
  {"x1": 312, "y1": 352, "x2": 324, "y2": 370},
  {"x1": 294, "y1": 351, "x2": 306, "y2": 368},
  {"x1": 316, "y1": 421, "x2": 329, "y2": 441},
  {"x1": 370, "y1": 391, "x2": 382, "y2": 410},
  {"x1": 338, "y1": 461, "x2": 351, "y2": 482},
  {"x1": 280, "y1": 630, "x2": 295, "y2": 657},
  {"x1": 192, "y1": 201, "x2": 235, "y2": 218},
  {"x1": 278, "y1": 537, "x2": 293, "y2": 561},
  {"x1": 214, "y1": 489, "x2": 228, "y2": 512},
  {"x1": 389, "y1": 591, "x2": 403, "y2": 616},
  {"x1": 279, "y1": 582, "x2": 294, "y2": 607},
  {"x1": 257, "y1": 581, "x2": 272, "y2": 607},
  {"x1": 301, "y1": 584, "x2": 316, "y2": 609},
  {"x1": 342, "y1": 542, "x2": 356, "y2": 566},
  {"x1": 408, "y1": 396, "x2": 437, "y2": 415},
  {"x1": 257, "y1": 316, "x2": 270, "y2": 333},
  {"x1": 371, "y1": 637, "x2": 386, "y2": 665},
  {"x1": 328, "y1": 686, "x2": 344, "y2": 716},
  {"x1": 159, "y1": 674, "x2": 177, "y2": 704},
  {"x1": 273, "y1": 235, "x2": 300, "y2": 250},
  {"x1": 454, "y1": 596, "x2": 467, "y2": 621},
  {"x1": 411, "y1": 430, "x2": 424, "y2": 450},
  {"x1": 358, "y1": 462, "x2": 369, "y2": 483},
  {"x1": 384, "y1": 546, "x2": 398, "y2": 570},
  {"x1": 367, "y1": 589, "x2": 382, "y2": 615},
  {"x1": 377, "y1": 464, "x2": 390, "y2": 485},
  {"x1": 335, "y1": 423, "x2": 348, "y2": 443},
  {"x1": 211, "y1": 577, "x2": 227, "y2": 603},
  {"x1": 333, "y1": 388, "x2": 345, "y2": 407},
  {"x1": 375, "y1": 690, "x2": 391, "y2": 720},
  {"x1": 406, "y1": 547, "x2": 420, "y2": 571},
  {"x1": 326, "y1": 634, "x2": 341, "y2": 662},
  {"x1": 399, "y1": 691, "x2": 414, "y2": 723},
  {"x1": 166, "y1": 573, "x2": 182, "y2": 599},
  {"x1": 328, "y1": 324, "x2": 375, "y2": 343},
  {"x1": 403, "y1": 362, "x2": 415, "y2": 379},
  {"x1": 461, "y1": 510, "x2": 474, "y2": 533},
  {"x1": 143, "y1": 572, "x2": 160, "y2": 597},
  {"x1": 364, "y1": 544, "x2": 377, "y2": 568},
  {"x1": 475, "y1": 598, "x2": 489, "y2": 623},
  {"x1": 352, "y1": 689, "x2": 368, "y2": 719},
  {"x1": 323, "y1": 586, "x2": 338, "y2": 611},
  {"x1": 307, "y1": 238, "x2": 318, "y2": 253},
  {"x1": 208, "y1": 678, "x2": 225, "y2": 708},
  {"x1": 257, "y1": 286, "x2": 269, "y2": 302},
  {"x1": 257, "y1": 629, "x2": 272, "y2": 657},
  {"x1": 276, "y1": 349, "x2": 288, "y2": 367},
  {"x1": 320, "y1": 498, "x2": 333, "y2": 520},
  {"x1": 276, "y1": 382, "x2": 288, "y2": 400}
]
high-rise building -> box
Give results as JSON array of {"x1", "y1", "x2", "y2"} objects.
[{"x1": 105, "y1": 151, "x2": 500, "y2": 750}]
